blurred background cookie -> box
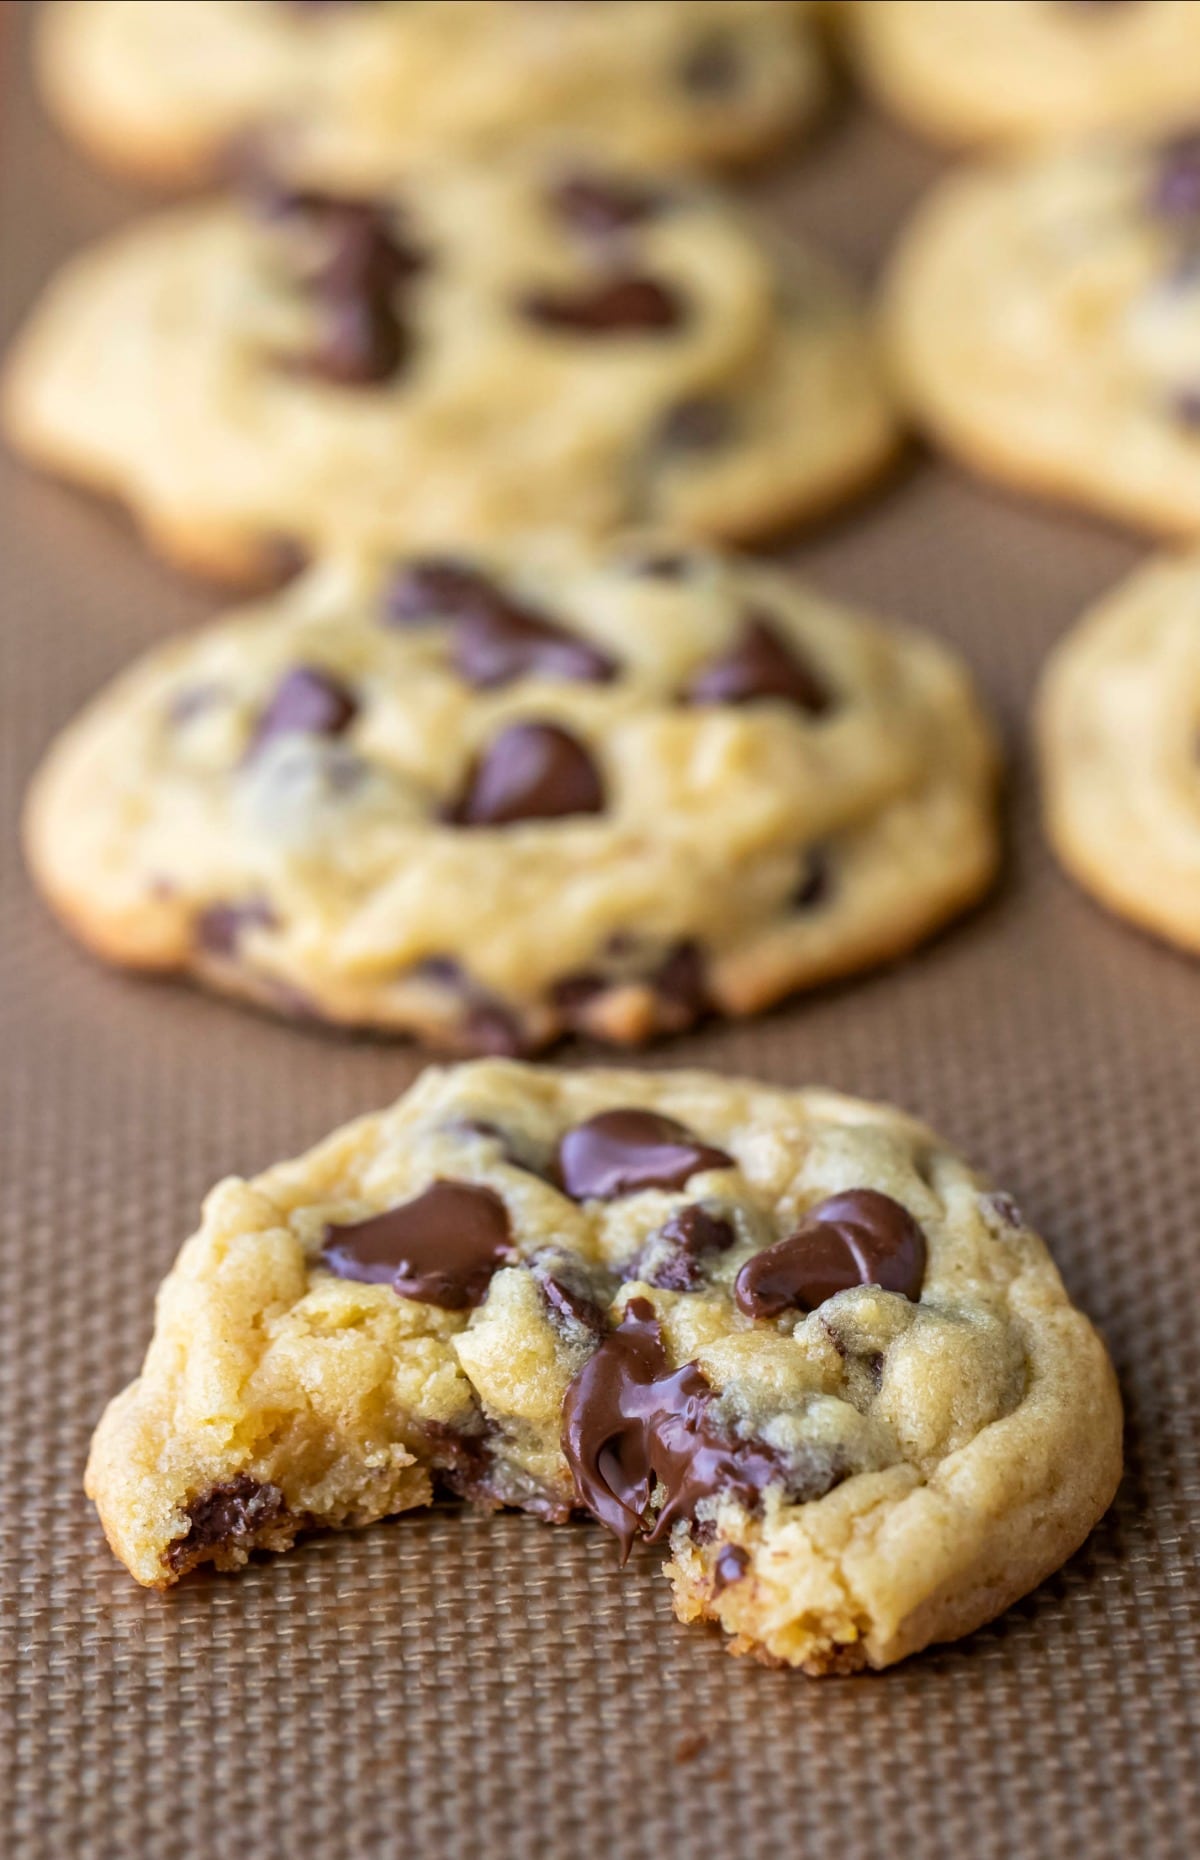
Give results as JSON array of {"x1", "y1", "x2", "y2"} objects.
[
  {"x1": 845, "y1": 0, "x2": 1200, "y2": 150},
  {"x1": 1038, "y1": 549, "x2": 1200, "y2": 951},
  {"x1": 37, "y1": 0, "x2": 826, "y2": 187},
  {"x1": 24, "y1": 538, "x2": 999, "y2": 1051},
  {"x1": 2, "y1": 161, "x2": 898, "y2": 579},
  {"x1": 885, "y1": 133, "x2": 1200, "y2": 537}
]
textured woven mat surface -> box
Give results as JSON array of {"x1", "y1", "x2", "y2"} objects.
[{"x1": 2, "y1": 9, "x2": 1198, "y2": 1857}]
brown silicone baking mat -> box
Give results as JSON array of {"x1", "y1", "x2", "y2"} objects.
[{"x1": 2, "y1": 7, "x2": 1198, "y2": 1856}]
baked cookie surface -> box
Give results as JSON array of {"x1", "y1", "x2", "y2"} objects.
[
  {"x1": 38, "y1": 0, "x2": 824, "y2": 186},
  {"x1": 2, "y1": 164, "x2": 896, "y2": 578},
  {"x1": 1039, "y1": 549, "x2": 1200, "y2": 950},
  {"x1": 846, "y1": 0, "x2": 1200, "y2": 149},
  {"x1": 24, "y1": 539, "x2": 999, "y2": 1052},
  {"x1": 886, "y1": 135, "x2": 1200, "y2": 538},
  {"x1": 85, "y1": 1061, "x2": 1123, "y2": 1673}
]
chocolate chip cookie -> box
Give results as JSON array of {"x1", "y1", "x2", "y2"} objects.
[
  {"x1": 85, "y1": 1061, "x2": 1123, "y2": 1673},
  {"x1": 1039, "y1": 548, "x2": 1200, "y2": 951},
  {"x1": 886, "y1": 132, "x2": 1200, "y2": 538},
  {"x1": 846, "y1": 1, "x2": 1200, "y2": 150},
  {"x1": 1, "y1": 162, "x2": 897, "y2": 580},
  {"x1": 24, "y1": 538, "x2": 999, "y2": 1051},
  {"x1": 38, "y1": 1, "x2": 825, "y2": 187}
]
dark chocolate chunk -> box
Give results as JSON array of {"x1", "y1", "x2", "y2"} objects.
[
  {"x1": 194, "y1": 897, "x2": 279, "y2": 957},
  {"x1": 409, "y1": 961, "x2": 534, "y2": 1057},
  {"x1": 550, "y1": 172, "x2": 666, "y2": 238},
  {"x1": 734, "y1": 1188, "x2": 927, "y2": 1320},
  {"x1": 712, "y1": 1543, "x2": 750, "y2": 1592},
  {"x1": 530, "y1": 1248, "x2": 613, "y2": 1337},
  {"x1": 629, "y1": 1204, "x2": 736, "y2": 1293},
  {"x1": 459, "y1": 1000, "x2": 531, "y2": 1058},
  {"x1": 983, "y1": 1191, "x2": 1025, "y2": 1232},
  {"x1": 447, "y1": 722, "x2": 605, "y2": 826},
  {"x1": 321, "y1": 1179, "x2": 514, "y2": 1309},
  {"x1": 1173, "y1": 387, "x2": 1200, "y2": 426},
  {"x1": 166, "y1": 1476, "x2": 286, "y2": 1572},
  {"x1": 273, "y1": 195, "x2": 426, "y2": 386},
  {"x1": 686, "y1": 613, "x2": 832, "y2": 714},
  {"x1": 626, "y1": 550, "x2": 695, "y2": 579},
  {"x1": 385, "y1": 558, "x2": 498, "y2": 625},
  {"x1": 552, "y1": 940, "x2": 708, "y2": 1037},
  {"x1": 656, "y1": 398, "x2": 733, "y2": 454},
  {"x1": 454, "y1": 603, "x2": 617, "y2": 690},
  {"x1": 386, "y1": 559, "x2": 616, "y2": 685},
  {"x1": 793, "y1": 848, "x2": 829, "y2": 911},
  {"x1": 309, "y1": 291, "x2": 408, "y2": 386},
  {"x1": 520, "y1": 275, "x2": 685, "y2": 334},
  {"x1": 679, "y1": 30, "x2": 741, "y2": 96},
  {"x1": 557, "y1": 1109, "x2": 732, "y2": 1202},
  {"x1": 652, "y1": 941, "x2": 710, "y2": 1025},
  {"x1": 560, "y1": 1298, "x2": 787, "y2": 1559},
  {"x1": 247, "y1": 665, "x2": 358, "y2": 758}
]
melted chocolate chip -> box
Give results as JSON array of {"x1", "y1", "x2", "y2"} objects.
[
  {"x1": 561, "y1": 1298, "x2": 787, "y2": 1559},
  {"x1": 551, "y1": 173, "x2": 665, "y2": 238},
  {"x1": 712, "y1": 1543, "x2": 750, "y2": 1592},
  {"x1": 734, "y1": 1189, "x2": 927, "y2": 1320},
  {"x1": 656, "y1": 398, "x2": 733, "y2": 454},
  {"x1": 687, "y1": 614, "x2": 832, "y2": 714},
  {"x1": 447, "y1": 722, "x2": 605, "y2": 826},
  {"x1": 629, "y1": 1204, "x2": 736, "y2": 1293},
  {"x1": 194, "y1": 897, "x2": 278, "y2": 957},
  {"x1": 247, "y1": 665, "x2": 358, "y2": 758},
  {"x1": 321, "y1": 1180, "x2": 514, "y2": 1309},
  {"x1": 1173, "y1": 387, "x2": 1200, "y2": 426},
  {"x1": 166, "y1": 1476, "x2": 286, "y2": 1572},
  {"x1": 557, "y1": 1109, "x2": 732, "y2": 1202},
  {"x1": 521, "y1": 275, "x2": 685, "y2": 334}
]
